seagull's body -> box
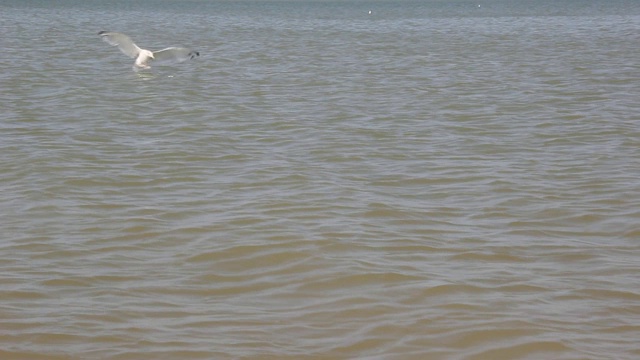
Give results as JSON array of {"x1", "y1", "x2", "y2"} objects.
[{"x1": 98, "y1": 31, "x2": 199, "y2": 70}]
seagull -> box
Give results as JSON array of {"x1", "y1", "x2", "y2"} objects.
[{"x1": 98, "y1": 31, "x2": 200, "y2": 70}]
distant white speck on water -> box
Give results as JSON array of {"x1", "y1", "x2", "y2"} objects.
[{"x1": 368, "y1": 10, "x2": 372, "y2": 15}]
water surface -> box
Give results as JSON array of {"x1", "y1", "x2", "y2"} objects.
[{"x1": 1, "y1": 0, "x2": 639, "y2": 359}]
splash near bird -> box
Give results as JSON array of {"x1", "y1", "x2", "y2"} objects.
[{"x1": 98, "y1": 31, "x2": 199, "y2": 71}]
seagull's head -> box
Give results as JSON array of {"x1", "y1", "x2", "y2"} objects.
[{"x1": 141, "y1": 49, "x2": 154, "y2": 60}]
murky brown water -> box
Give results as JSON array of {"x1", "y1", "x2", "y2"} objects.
[{"x1": 1, "y1": 1, "x2": 639, "y2": 359}]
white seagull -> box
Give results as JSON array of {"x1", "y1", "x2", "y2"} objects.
[{"x1": 98, "y1": 31, "x2": 200, "y2": 70}]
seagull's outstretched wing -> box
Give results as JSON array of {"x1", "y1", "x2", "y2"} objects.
[
  {"x1": 152, "y1": 47, "x2": 200, "y2": 64},
  {"x1": 98, "y1": 31, "x2": 142, "y2": 58}
]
